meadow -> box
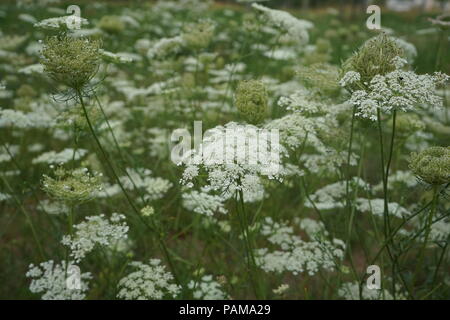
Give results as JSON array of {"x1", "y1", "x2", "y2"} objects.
[{"x1": 0, "y1": 0, "x2": 449, "y2": 300}]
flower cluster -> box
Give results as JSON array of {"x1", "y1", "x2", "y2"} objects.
[
  {"x1": 252, "y1": 3, "x2": 313, "y2": 45},
  {"x1": 255, "y1": 217, "x2": 345, "y2": 276},
  {"x1": 42, "y1": 167, "x2": 103, "y2": 203},
  {"x1": 188, "y1": 274, "x2": 228, "y2": 300},
  {"x1": 26, "y1": 260, "x2": 92, "y2": 300},
  {"x1": 346, "y1": 69, "x2": 448, "y2": 121},
  {"x1": 338, "y1": 281, "x2": 405, "y2": 300},
  {"x1": 61, "y1": 213, "x2": 129, "y2": 262},
  {"x1": 117, "y1": 259, "x2": 181, "y2": 300}
]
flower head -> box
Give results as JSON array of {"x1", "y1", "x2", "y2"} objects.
[
  {"x1": 41, "y1": 36, "x2": 101, "y2": 90},
  {"x1": 42, "y1": 167, "x2": 103, "y2": 204},
  {"x1": 409, "y1": 146, "x2": 450, "y2": 185},
  {"x1": 235, "y1": 80, "x2": 268, "y2": 124}
]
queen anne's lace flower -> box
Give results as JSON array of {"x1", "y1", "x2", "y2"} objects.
[
  {"x1": 306, "y1": 178, "x2": 370, "y2": 210},
  {"x1": 117, "y1": 259, "x2": 181, "y2": 300},
  {"x1": 345, "y1": 60, "x2": 448, "y2": 121},
  {"x1": 26, "y1": 260, "x2": 92, "y2": 300},
  {"x1": 42, "y1": 167, "x2": 103, "y2": 204},
  {"x1": 182, "y1": 190, "x2": 228, "y2": 216},
  {"x1": 119, "y1": 168, "x2": 173, "y2": 201},
  {"x1": 188, "y1": 275, "x2": 228, "y2": 300},
  {"x1": 179, "y1": 122, "x2": 285, "y2": 198},
  {"x1": 255, "y1": 218, "x2": 345, "y2": 276},
  {"x1": 356, "y1": 198, "x2": 411, "y2": 219},
  {"x1": 252, "y1": 4, "x2": 313, "y2": 44},
  {"x1": 338, "y1": 281, "x2": 405, "y2": 300},
  {"x1": 61, "y1": 213, "x2": 129, "y2": 262},
  {"x1": 32, "y1": 148, "x2": 87, "y2": 164}
]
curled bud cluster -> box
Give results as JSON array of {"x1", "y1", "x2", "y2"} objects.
[
  {"x1": 409, "y1": 146, "x2": 450, "y2": 186},
  {"x1": 234, "y1": 80, "x2": 268, "y2": 124},
  {"x1": 42, "y1": 167, "x2": 103, "y2": 203}
]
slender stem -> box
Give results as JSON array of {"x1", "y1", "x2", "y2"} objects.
[
  {"x1": 76, "y1": 90, "x2": 180, "y2": 285},
  {"x1": 413, "y1": 185, "x2": 439, "y2": 292},
  {"x1": 235, "y1": 185, "x2": 262, "y2": 299},
  {"x1": 1, "y1": 175, "x2": 45, "y2": 260}
]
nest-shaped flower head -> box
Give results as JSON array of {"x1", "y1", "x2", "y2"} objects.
[
  {"x1": 42, "y1": 167, "x2": 103, "y2": 204},
  {"x1": 235, "y1": 80, "x2": 268, "y2": 124},
  {"x1": 342, "y1": 33, "x2": 404, "y2": 89},
  {"x1": 41, "y1": 36, "x2": 101, "y2": 90},
  {"x1": 409, "y1": 146, "x2": 450, "y2": 186}
]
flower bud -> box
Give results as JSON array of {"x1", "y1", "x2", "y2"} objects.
[{"x1": 235, "y1": 80, "x2": 268, "y2": 124}]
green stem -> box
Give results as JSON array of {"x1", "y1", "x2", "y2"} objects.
[{"x1": 77, "y1": 90, "x2": 180, "y2": 285}]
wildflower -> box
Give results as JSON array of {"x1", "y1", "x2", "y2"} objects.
[
  {"x1": 339, "y1": 71, "x2": 361, "y2": 88},
  {"x1": 179, "y1": 122, "x2": 285, "y2": 197},
  {"x1": 252, "y1": 3, "x2": 313, "y2": 45},
  {"x1": 146, "y1": 36, "x2": 184, "y2": 60},
  {"x1": 26, "y1": 260, "x2": 91, "y2": 300},
  {"x1": 338, "y1": 281, "x2": 405, "y2": 300},
  {"x1": 356, "y1": 198, "x2": 411, "y2": 219},
  {"x1": 347, "y1": 69, "x2": 448, "y2": 121},
  {"x1": 409, "y1": 146, "x2": 450, "y2": 185},
  {"x1": 188, "y1": 275, "x2": 228, "y2": 300},
  {"x1": 120, "y1": 168, "x2": 172, "y2": 201},
  {"x1": 117, "y1": 259, "x2": 181, "y2": 300},
  {"x1": 41, "y1": 36, "x2": 101, "y2": 90},
  {"x1": 32, "y1": 148, "x2": 87, "y2": 165},
  {"x1": 182, "y1": 190, "x2": 228, "y2": 216},
  {"x1": 273, "y1": 283, "x2": 289, "y2": 295},
  {"x1": 235, "y1": 80, "x2": 268, "y2": 123},
  {"x1": 42, "y1": 167, "x2": 103, "y2": 204},
  {"x1": 342, "y1": 33, "x2": 404, "y2": 86},
  {"x1": 182, "y1": 20, "x2": 215, "y2": 50},
  {"x1": 141, "y1": 205, "x2": 155, "y2": 217},
  {"x1": 61, "y1": 213, "x2": 129, "y2": 262},
  {"x1": 255, "y1": 218, "x2": 345, "y2": 276},
  {"x1": 34, "y1": 16, "x2": 88, "y2": 31}
]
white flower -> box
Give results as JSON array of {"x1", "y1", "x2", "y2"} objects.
[
  {"x1": 255, "y1": 218, "x2": 345, "y2": 276},
  {"x1": 306, "y1": 178, "x2": 370, "y2": 210},
  {"x1": 339, "y1": 71, "x2": 361, "y2": 87},
  {"x1": 182, "y1": 190, "x2": 227, "y2": 216},
  {"x1": 120, "y1": 168, "x2": 172, "y2": 201},
  {"x1": 356, "y1": 198, "x2": 411, "y2": 219},
  {"x1": 34, "y1": 15, "x2": 88, "y2": 30},
  {"x1": 188, "y1": 274, "x2": 228, "y2": 300},
  {"x1": 252, "y1": 3, "x2": 313, "y2": 44},
  {"x1": 26, "y1": 260, "x2": 91, "y2": 300},
  {"x1": 32, "y1": 148, "x2": 87, "y2": 164},
  {"x1": 117, "y1": 259, "x2": 181, "y2": 300},
  {"x1": 61, "y1": 213, "x2": 129, "y2": 262},
  {"x1": 338, "y1": 281, "x2": 405, "y2": 300},
  {"x1": 179, "y1": 122, "x2": 286, "y2": 198},
  {"x1": 348, "y1": 69, "x2": 448, "y2": 121},
  {"x1": 146, "y1": 36, "x2": 184, "y2": 60}
]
